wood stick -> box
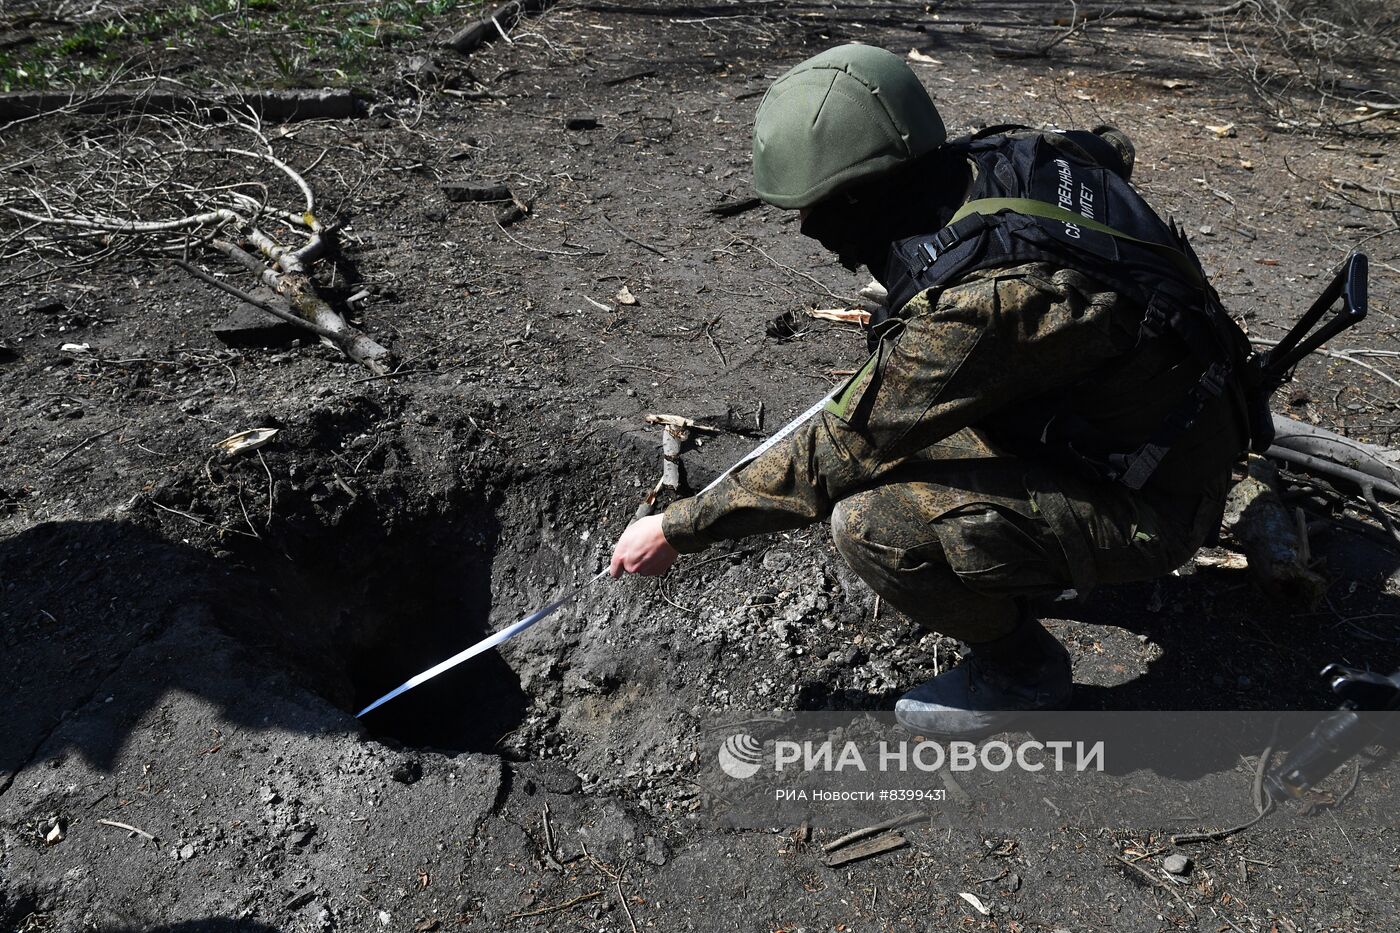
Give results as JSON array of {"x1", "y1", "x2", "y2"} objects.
[
  {"x1": 1265, "y1": 447, "x2": 1400, "y2": 501},
  {"x1": 97, "y1": 819, "x2": 157, "y2": 841},
  {"x1": 209, "y1": 239, "x2": 392, "y2": 374},
  {"x1": 824, "y1": 832, "x2": 908, "y2": 867},
  {"x1": 174, "y1": 258, "x2": 339, "y2": 341},
  {"x1": 602, "y1": 213, "x2": 666, "y2": 257},
  {"x1": 51, "y1": 423, "x2": 123, "y2": 466},
  {"x1": 1080, "y1": 0, "x2": 1250, "y2": 24},
  {"x1": 822, "y1": 812, "x2": 927, "y2": 853},
  {"x1": 1111, "y1": 854, "x2": 1195, "y2": 917},
  {"x1": 505, "y1": 890, "x2": 602, "y2": 920},
  {"x1": 643, "y1": 413, "x2": 722, "y2": 434}
]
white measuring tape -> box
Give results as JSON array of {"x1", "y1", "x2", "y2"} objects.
[{"x1": 356, "y1": 384, "x2": 841, "y2": 718}]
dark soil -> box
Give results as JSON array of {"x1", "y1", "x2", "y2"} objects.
[{"x1": 2, "y1": 2, "x2": 1399, "y2": 931}]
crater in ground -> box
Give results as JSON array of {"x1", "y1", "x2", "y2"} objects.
[{"x1": 238, "y1": 496, "x2": 536, "y2": 754}]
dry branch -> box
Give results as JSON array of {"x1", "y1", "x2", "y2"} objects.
[
  {"x1": 1076, "y1": 0, "x2": 1251, "y2": 24},
  {"x1": 821, "y1": 812, "x2": 927, "y2": 853},
  {"x1": 0, "y1": 88, "x2": 360, "y2": 125},
  {"x1": 823, "y1": 832, "x2": 908, "y2": 867},
  {"x1": 807, "y1": 308, "x2": 872, "y2": 325},
  {"x1": 445, "y1": 0, "x2": 553, "y2": 55},
  {"x1": 633, "y1": 414, "x2": 719, "y2": 519},
  {"x1": 2, "y1": 112, "x2": 393, "y2": 374},
  {"x1": 210, "y1": 239, "x2": 391, "y2": 374}
]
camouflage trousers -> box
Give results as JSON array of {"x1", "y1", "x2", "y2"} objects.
[{"x1": 830, "y1": 430, "x2": 1227, "y2": 644}]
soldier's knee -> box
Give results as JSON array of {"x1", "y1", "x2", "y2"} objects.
[
  {"x1": 830, "y1": 498, "x2": 861, "y2": 561},
  {"x1": 831, "y1": 495, "x2": 878, "y2": 572}
]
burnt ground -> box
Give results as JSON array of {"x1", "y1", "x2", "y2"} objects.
[{"x1": 2, "y1": 1, "x2": 1400, "y2": 931}]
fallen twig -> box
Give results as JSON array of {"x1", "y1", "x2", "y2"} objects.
[
  {"x1": 443, "y1": 0, "x2": 556, "y2": 54},
  {"x1": 1080, "y1": 0, "x2": 1250, "y2": 24},
  {"x1": 708, "y1": 196, "x2": 763, "y2": 217},
  {"x1": 1172, "y1": 746, "x2": 1275, "y2": 844},
  {"x1": 1266, "y1": 447, "x2": 1400, "y2": 501},
  {"x1": 505, "y1": 890, "x2": 602, "y2": 920},
  {"x1": 635, "y1": 414, "x2": 709, "y2": 519},
  {"x1": 824, "y1": 831, "x2": 908, "y2": 867},
  {"x1": 822, "y1": 812, "x2": 927, "y2": 853},
  {"x1": 51, "y1": 424, "x2": 123, "y2": 466},
  {"x1": 1111, "y1": 854, "x2": 1196, "y2": 917},
  {"x1": 175, "y1": 259, "x2": 339, "y2": 342},
  {"x1": 602, "y1": 213, "x2": 667, "y2": 257},
  {"x1": 97, "y1": 819, "x2": 157, "y2": 841},
  {"x1": 806, "y1": 308, "x2": 871, "y2": 325},
  {"x1": 1269, "y1": 415, "x2": 1400, "y2": 492},
  {"x1": 0, "y1": 87, "x2": 359, "y2": 124},
  {"x1": 209, "y1": 239, "x2": 392, "y2": 374},
  {"x1": 615, "y1": 877, "x2": 639, "y2": 933}
]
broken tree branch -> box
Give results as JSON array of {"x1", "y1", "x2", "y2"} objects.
[
  {"x1": 822, "y1": 812, "x2": 927, "y2": 853},
  {"x1": 824, "y1": 832, "x2": 909, "y2": 867},
  {"x1": 444, "y1": 0, "x2": 553, "y2": 55},
  {"x1": 635, "y1": 414, "x2": 709, "y2": 519},
  {"x1": 210, "y1": 239, "x2": 391, "y2": 374},
  {"x1": 174, "y1": 258, "x2": 340, "y2": 342},
  {"x1": 2, "y1": 110, "x2": 392, "y2": 375},
  {"x1": 1079, "y1": 0, "x2": 1251, "y2": 24}
]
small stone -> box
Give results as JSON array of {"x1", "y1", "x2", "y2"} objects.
[
  {"x1": 179, "y1": 844, "x2": 195, "y2": 860},
  {"x1": 643, "y1": 834, "x2": 669, "y2": 866},
  {"x1": 378, "y1": 910, "x2": 392, "y2": 926},
  {"x1": 761, "y1": 550, "x2": 792, "y2": 572},
  {"x1": 1163, "y1": 853, "x2": 1192, "y2": 875}
]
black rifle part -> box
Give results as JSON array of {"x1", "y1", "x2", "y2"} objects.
[
  {"x1": 1265, "y1": 664, "x2": 1400, "y2": 802},
  {"x1": 1256, "y1": 252, "x2": 1369, "y2": 393}
]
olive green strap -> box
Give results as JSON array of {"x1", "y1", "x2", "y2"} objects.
[
  {"x1": 949, "y1": 197, "x2": 1203, "y2": 287},
  {"x1": 824, "y1": 349, "x2": 880, "y2": 420}
]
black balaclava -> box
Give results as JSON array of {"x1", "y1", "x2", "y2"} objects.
[{"x1": 799, "y1": 146, "x2": 971, "y2": 286}]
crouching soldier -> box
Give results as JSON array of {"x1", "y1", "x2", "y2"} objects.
[{"x1": 611, "y1": 44, "x2": 1260, "y2": 737}]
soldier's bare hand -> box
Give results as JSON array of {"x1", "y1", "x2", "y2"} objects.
[{"x1": 609, "y1": 514, "x2": 679, "y2": 577}]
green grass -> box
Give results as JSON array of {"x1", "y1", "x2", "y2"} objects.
[{"x1": 0, "y1": 0, "x2": 482, "y2": 92}]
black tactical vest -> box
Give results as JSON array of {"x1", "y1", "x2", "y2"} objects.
[{"x1": 876, "y1": 130, "x2": 1265, "y2": 491}]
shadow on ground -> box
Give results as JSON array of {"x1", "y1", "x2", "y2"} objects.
[{"x1": 0, "y1": 507, "x2": 525, "y2": 787}]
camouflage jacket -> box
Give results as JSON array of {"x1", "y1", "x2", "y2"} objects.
[{"x1": 661, "y1": 261, "x2": 1246, "y2": 554}]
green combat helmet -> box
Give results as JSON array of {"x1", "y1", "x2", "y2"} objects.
[{"x1": 752, "y1": 44, "x2": 946, "y2": 210}]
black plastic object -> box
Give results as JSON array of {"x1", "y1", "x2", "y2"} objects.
[
  {"x1": 1264, "y1": 663, "x2": 1400, "y2": 801},
  {"x1": 1259, "y1": 252, "x2": 1368, "y2": 392}
]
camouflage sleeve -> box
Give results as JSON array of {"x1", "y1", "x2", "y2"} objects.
[{"x1": 661, "y1": 262, "x2": 1129, "y2": 553}]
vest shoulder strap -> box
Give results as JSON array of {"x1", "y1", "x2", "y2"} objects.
[{"x1": 950, "y1": 197, "x2": 1204, "y2": 287}]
